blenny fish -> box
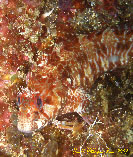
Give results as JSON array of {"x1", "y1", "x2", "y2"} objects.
[{"x1": 17, "y1": 28, "x2": 132, "y2": 133}]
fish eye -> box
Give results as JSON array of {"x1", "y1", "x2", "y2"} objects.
[
  {"x1": 36, "y1": 97, "x2": 42, "y2": 109},
  {"x1": 16, "y1": 96, "x2": 21, "y2": 106}
]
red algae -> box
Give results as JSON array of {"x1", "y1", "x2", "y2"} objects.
[
  {"x1": 0, "y1": 100, "x2": 11, "y2": 131},
  {"x1": 0, "y1": 17, "x2": 9, "y2": 39},
  {"x1": 22, "y1": 0, "x2": 42, "y2": 8}
]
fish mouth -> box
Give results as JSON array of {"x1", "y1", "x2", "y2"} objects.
[
  {"x1": 17, "y1": 120, "x2": 34, "y2": 133},
  {"x1": 17, "y1": 117, "x2": 48, "y2": 133}
]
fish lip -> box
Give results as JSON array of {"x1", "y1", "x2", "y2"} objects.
[
  {"x1": 17, "y1": 127, "x2": 33, "y2": 134},
  {"x1": 17, "y1": 120, "x2": 34, "y2": 134}
]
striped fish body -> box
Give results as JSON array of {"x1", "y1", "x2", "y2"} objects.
[{"x1": 17, "y1": 28, "x2": 132, "y2": 133}]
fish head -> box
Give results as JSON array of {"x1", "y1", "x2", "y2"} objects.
[
  {"x1": 16, "y1": 92, "x2": 49, "y2": 133},
  {"x1": 16, "y1": 87, "x2": 61, "y2": 133}
]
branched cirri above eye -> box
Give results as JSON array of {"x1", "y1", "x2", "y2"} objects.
[{"x1": 36, "y1": 97, "x2": 42, "y2": 109}]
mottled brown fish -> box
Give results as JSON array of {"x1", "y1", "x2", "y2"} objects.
[{"x1": 17, "y1": 28, "x2": 132, "y2": 133}]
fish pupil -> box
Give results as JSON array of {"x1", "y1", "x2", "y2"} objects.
[
  {"x1": 37, "y1": 97, "x2": 42, "y2": 109},
  {"x1": 17, "y1": 96, "x2": 21, "y2": 106}
]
